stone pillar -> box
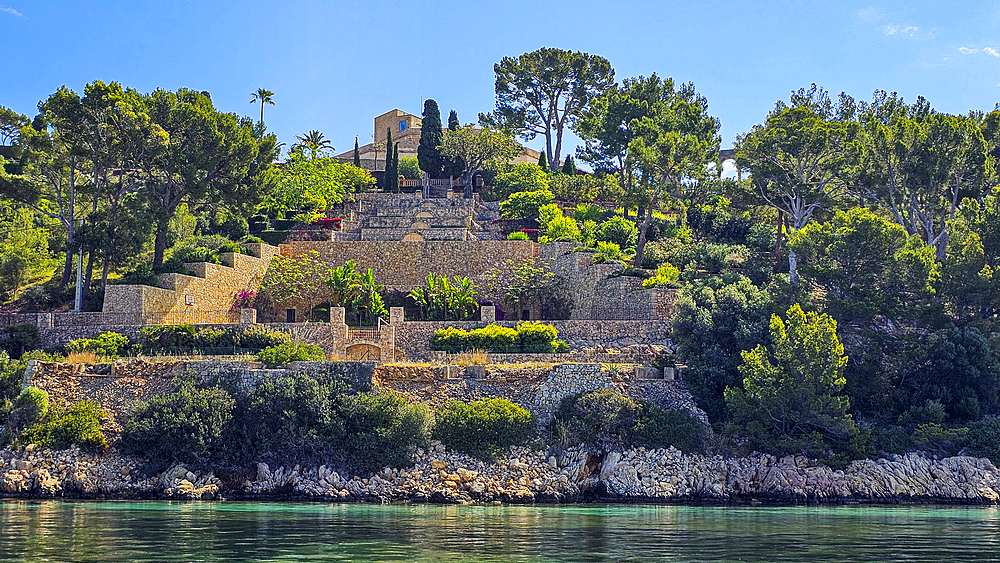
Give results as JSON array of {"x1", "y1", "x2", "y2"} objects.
[
  {"x1": 35, "y1": 312, "x2": 53, "y2": 328},
  {"x1": 389, "y1": 307, "x2": 404, "y2": 325},
  {"x1": 480, "y1": 305, "x2": 496, "y2": 323},
  {"x1": 330, "y1": 307, "x2": 346, "y2": 327},
  {"x1": 663, "y1": 367, "x2": 675, "y2": 381},
  {"x1": 239, "y1": 308, "x2": 257, "y2": 325}
]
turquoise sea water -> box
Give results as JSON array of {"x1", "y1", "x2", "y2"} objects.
[{"x1": 1, "y1": 500, "x2": 999, "y2": 562}]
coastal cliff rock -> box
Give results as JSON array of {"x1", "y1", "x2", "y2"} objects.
[{"x1": 2, "y1": 445, "x2": 999, "y2": 504}]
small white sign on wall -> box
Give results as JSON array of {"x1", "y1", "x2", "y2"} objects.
[{"x1": 185, "y1": 294, "x2": 195, "y2": 306}]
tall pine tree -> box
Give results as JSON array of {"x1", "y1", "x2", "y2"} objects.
[
  {"x1": 537, "y1": 151, "x2": 549, "y2": 171},
  {"x1": 353, "y1": 137, "x2": 361, "y2": 167},
  {"x1": 418, "y1": 99, "x2": 444, "y2": 178},
  {"x1": 448, "y1": 109, "x2": 460, "y2": 131}
]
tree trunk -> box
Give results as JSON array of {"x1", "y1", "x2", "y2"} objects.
[
  {"x1": 100, "y1": 258, "x2": 111, "y2": 292},
  {"x1": 788, "y1": 250, "x2": 799, "y2": 284},
  {"x1": 153, "y1": 219, "x2": 170, "y2": 268},
  {"x1": 61, "y1": 249, "x2": 73, "y2": 287},
  {"x1": 81, "y1": 250, "x2": 95, "y2": 303},
  {"x1": 633, "y1": 207, "x2": 653, "y2": 268},
  {"x1": 635, "y1": 206, "x2": 644, "y2": 225},
  {"x1": 60, "y1": 164, "x2": 78, "y2": 286},
  {"x1": 773, "y1": 210, "x2": 784, "y2": 273}
]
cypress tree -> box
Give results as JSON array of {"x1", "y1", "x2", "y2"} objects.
[
  {"x1": 443, "y1": 110, "x2": 465, "y2": 178},
  {"x1": 537, "y1": 151, "x2": 548, "y2": 171},
  {"x1": 392, "y1": 143, "x2": 400, "y2": 193},
  {"x1": 418, "y1": 99, "x2": 444, "y2": 178},
  {"x1": 353, "y1": 137, "x2": 360, "y2": 167},
  {"x1": 384, "y1": 127, "x2": 395, "y2": 192},
  {"x1": 561, "y1": 154, "x2": 576, "y2": 175}
]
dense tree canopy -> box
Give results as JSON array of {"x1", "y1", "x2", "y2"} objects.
[{"x1": 481, "y1": 47, "x2": 614, "y2": 170}]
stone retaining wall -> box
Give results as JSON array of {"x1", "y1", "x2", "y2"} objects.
[
  {"x1": 395, "y1": 320, "x2": 673, "y2": 361},
  {"x1": 376, "y1": 362, "x2": 704, "y2": 425},
  {"x1": 25, "y1": 360, "x2": 375, "y2": 433}
]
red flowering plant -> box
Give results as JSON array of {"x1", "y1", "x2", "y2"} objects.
[{"x1": 230, "y1": 290, "x2": 257, "y2": 312}]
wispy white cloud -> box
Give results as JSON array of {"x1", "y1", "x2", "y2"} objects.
[
  {"x1": 0, "y1": 6, "x2": 22, "y2": 17},
  {"x1": 883, "y1": 24, "x2": 921, "y2": 37},
  {"x1": 959, "y1": 46, "x2": 1000, "y2": 57},
  {"x1": 857, "y1": 6, "x2": 884, "y2": 23}
]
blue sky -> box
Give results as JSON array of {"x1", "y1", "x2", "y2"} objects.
[{"x1": 2, "y1": 1, "x2": 999, "y2": 157}]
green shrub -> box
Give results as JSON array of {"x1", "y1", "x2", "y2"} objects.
[
  {"x1": 966, "y1": 419, "x2": 1000, "y2": 463},
  {"x1": 114, "y1": 264, "x2": 160, "y2": 287},
  {"x1": 139, "y1": 325, "x2": 198, "y2": 354},
  {"x1": 516, "y1": 321, "x2": 559, "y2": 353},
  {"x1": 336, "y1": 389, "x2": 432, "y2": 471},
  {"x1": 642, "y1": 263, "x2": 681, "y2": 288},
  {"x1": 0, "y1": 350, "x2": 24, "y2": 404},
  {"x1": 573, "y1": 203, "x2": 604, "y2": 223},
  {"x1": 494, "y1": 163, "x2": 550, "y2": 200},
  {"x1": 66, "y1": 332, "x2": 130, "y2": 359},
  {"x1": 193, "y1": 327, "x2": 226, "y2": 349},
  {"x1": 432, "y1": 322, "x2": 562, "y2": 353},
  {"x1": 120, "y1": 383, "x2": 235, "y2": 462},
  {"x1": 235, "y1": 325, "x2": 291, "y2": 350},
  {"x1": 552, "y1": 388, "x2": 636, "y2": 449},
  {"x1": 434, "y1": 398, "x2": 535, "y2": 460},
  {"x1": 257, "y1": 342, "x2": 325, "y2": 368},
  {"x1": 499, "y1": 189, "x2": 554, "y2": 219},
  {"x1": 554, "y1": 340, "x2": 570, "y2": 353},
  {"x1": 432, "y1": 325, "x2": 519, "y2": 353},
  {"x1": 222, "y1": 374, "x2": 346, "y2": 465},
  {"x1": 0, "y1": 324, "x2": 40, "y2": 359},
  {"x1": 592, "y1": 241, "x2": 625, "y2": 264},
  {"x1": 24, "y1": 400, "x2": 107, "y2": 451},
  {"x1": 6, "y1": 386, "x2": 48, "y2": 437},
  {"x1": 171, "y1": 235, "x2": 246, "y2": 265},
  {"x1": 595, "y1": 216, "x2": 638, "y2": 250},
  {"x1": 507, "y1": 231, "x2": 530, "y2": 240},
  {"x1": 632, "y1": 404, "x2": 705, "y2": 452},
  {"x1": 552, "y1": 389, "x2": 704, "y2": 452},
  {"x1": 911, "y1": 423, "x2": 968, "y2": 456}
]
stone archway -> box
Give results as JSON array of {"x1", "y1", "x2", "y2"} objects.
[
  {"x1": 402, "y1": 232, "x2": 425, "y2": 241},
  {"x1": 346, "y1": 343, "x2": 381, "y2": 361},
  {"x1": 415, "y1": 211, "x2": 433, "y2": 219},
  {"x1": 410, "y1": 221, "x2": 430, "y2": 229}
]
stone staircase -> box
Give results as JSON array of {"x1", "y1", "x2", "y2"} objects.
[
  {"x1": 103, "y1": 242, "x2": 280, "y2": 322},
  {"x1": 335, "y1": 194, "x2": 502, "y2": 241}
]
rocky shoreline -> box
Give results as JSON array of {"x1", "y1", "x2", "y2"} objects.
[{"x1": 4, "y1": 444, "x2": 1000, "y2": 505}]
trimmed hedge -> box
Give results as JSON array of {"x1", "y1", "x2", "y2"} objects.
[
  {"x1": 257, "y1": 342, "x2": 325, "y2": 368},
  {"x1": 138, "y1": 325, "x2": 290, "y2": 355},
  {"x1": 434, "y1": 398, "x2": 535, "y2": 460},
  {"x1": 67, "y1": 332, "x2": 131, "y2": 358},
  {"x1": 432, "y1": 322, "x2": 568, "y2": 353}
]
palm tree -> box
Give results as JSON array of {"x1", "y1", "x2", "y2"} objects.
[
  {"x1": 250, "y1": 88, "x2": 275, "y2": 124},
  {"x1": 295, "y1": 130, "x2": 334, "y2": 159}
]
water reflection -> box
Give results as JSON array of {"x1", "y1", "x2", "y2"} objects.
[{"x1": 1, "y1": 501, "x2": 999, "y2": 562}]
